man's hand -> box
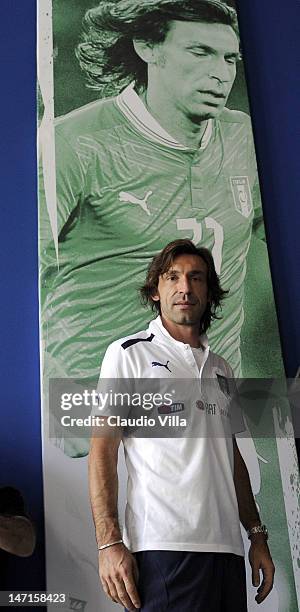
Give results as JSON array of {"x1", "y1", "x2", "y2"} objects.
[
  {"x1": 99, "y1": 543, "x2": 141, "y2": 610},
  {"x1": 248, "y1": 536, "x2": 275, "y2": 604}
]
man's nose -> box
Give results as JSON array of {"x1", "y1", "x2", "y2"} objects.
[
  {"x1": 209, "y1": 58, "x2": 232, "y2": 83},
  {"x1": 178, "y1": 276, "x2": 192, "y2": 294}
]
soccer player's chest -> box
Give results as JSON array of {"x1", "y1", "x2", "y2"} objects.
[
  {"x1": 83, "y1": 137, "x2": 253, "y2": 271},
  {"x1": 125, "y1": 346, "x2": 233, "y2": 434}
]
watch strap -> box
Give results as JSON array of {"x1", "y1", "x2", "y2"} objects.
[{"x1": 247, "y1": 524, "x2": 268, "y2": 540}]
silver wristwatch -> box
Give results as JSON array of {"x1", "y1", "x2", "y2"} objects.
[{"x1": 247, "y1": 524, "x2": 268, "y2": 540}]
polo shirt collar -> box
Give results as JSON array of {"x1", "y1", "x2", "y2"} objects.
[
  {"x1": 116, "y1": 82, "x2": 213, "y2": 151},
  {"x1": 149, "y1": 316, "x2": 209, "y2": 351}
]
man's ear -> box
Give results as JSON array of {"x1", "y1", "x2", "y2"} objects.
[
  {"x1": 133, "y1": 40, "x2": 157, "y2": 65},
  {"x1": 151, "y1": 291, "x2": 160, "y2": 303}
]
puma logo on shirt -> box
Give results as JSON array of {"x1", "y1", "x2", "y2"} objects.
[
  {"x1": 152, "y1": 360, "x2": 172, "y2": 373},
  {"x1": 119, "y1": 190, "x2": 152, "y2": 216}
]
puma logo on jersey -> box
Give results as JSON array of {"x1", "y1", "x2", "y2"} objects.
[
  {"x1": 152, "y1": 360, "x2": 172, "y2": 373},
  {"x1": 119, "y1": 190, "x2": 152, "y2": 216}
]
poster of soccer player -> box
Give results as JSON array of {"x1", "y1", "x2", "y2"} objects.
[{"x1": 38, "y1": 1, "x2": 300, "y2": 610}]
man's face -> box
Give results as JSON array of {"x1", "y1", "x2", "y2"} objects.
[
  {"x1": 152, "y1": 254, "x2": 209, "y2": 327},
  {"x1": 151, "y1": 20, "x2": 239, "y2": 121}
]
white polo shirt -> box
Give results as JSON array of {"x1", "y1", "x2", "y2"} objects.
[{"x1": 98, "y1": 317, "x2": 245, "y2": 556}]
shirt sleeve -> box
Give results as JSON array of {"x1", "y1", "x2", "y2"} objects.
[
  {"x1": 247, "y1": 120, "x2": 266, "y2": 241},
  {"x1": 94, "y1": 343, "x2": 132, "y2": 420},
  {"x1": 39, "y1": 128, "x2": 86, "y2": 256},
  {"x1": 225, "y1": 363, "x2": 246, "y2": 435}
]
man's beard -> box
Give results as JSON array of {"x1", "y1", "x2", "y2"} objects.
[
  {"x1": 174, "y1": 311, "x2": 201, "y2": 326},
  {"x1": 187, "y1": 111, "x2": 218, "y2": 124}
]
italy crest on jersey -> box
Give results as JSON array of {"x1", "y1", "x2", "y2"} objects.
[{"x1": 230, "y1": 176, "x2": 253, "y2": 218}]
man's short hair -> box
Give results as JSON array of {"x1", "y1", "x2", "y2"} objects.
[
  {"x1": 140, "y1": 239, "x2": 228, "y2": 334},
  {"x1": 0, "y1": 487, "x2": 26, "y2": 516},
  {"x1": 77, "y1": 0, "x2": 239, "y2": 95}
]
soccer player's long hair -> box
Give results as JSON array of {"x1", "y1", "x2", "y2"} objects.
[
  {"x1": 76, "y1": 0, "x2": 238, "y2": 96},
  {"x1": 140, "y1": 239, "x2": 228, "y2": 335}
]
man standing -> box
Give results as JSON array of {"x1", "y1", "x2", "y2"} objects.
[
  {"x1": 40, "y1": 0, "x2": 266, "y2": 417},
  {"x1": 89, "y1": 239, "x2": 274, "y2": 611}
]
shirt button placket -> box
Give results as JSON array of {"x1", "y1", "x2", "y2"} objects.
[{"x1": 189, "y1": 151, "x2": 206, "y2": 210}]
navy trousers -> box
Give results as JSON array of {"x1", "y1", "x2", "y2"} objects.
[{"x1": 126, "y1": 551, "x2": 247, "y2": 611}]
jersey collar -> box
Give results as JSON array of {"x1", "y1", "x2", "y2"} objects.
[
  {"x1": 116, "y1": 82, "x2": 213, "y2": 151},
  {"x1": 149, "y1": 316, "x2": 209, "y2": 352}
]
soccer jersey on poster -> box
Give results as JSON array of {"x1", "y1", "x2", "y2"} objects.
[{"x1": 40, "y1": 83, "x2": 260, "y2": 379}]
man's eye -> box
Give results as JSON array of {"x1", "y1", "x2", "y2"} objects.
[
  {"x1": 226, "y1": 57, "x2": 237, "y2": 65},
  {"x1": 168, "y1": 275, "x2": 177, "y2": 281},
  {"x1": 190, "y1": 51, "x2": 207, "y2": 58}
]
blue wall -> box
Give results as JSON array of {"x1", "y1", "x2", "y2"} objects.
[
  {"x1": 0, "y1": 0, "x2": 45, "y2": 592},
  {"x1": 238, "y1": 0, "x2": 300, "y2": 377},
  {"x1": 0, "y1": 0, "x2": 299, "y2": 593}
]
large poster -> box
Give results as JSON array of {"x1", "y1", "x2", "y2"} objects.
[{"x1": 38, "y1": 1, "x2": 300, "y2": 610}]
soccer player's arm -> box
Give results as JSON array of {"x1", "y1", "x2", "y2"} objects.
[
  {"x1": 252, "y1": 180, "x2": 266, "y2": 242},
  {"x1": 248, "y1": 122, "x2": 266, "y2": 242},
  {"x1": 0, "y1": 488, "x2": 36, "y2": 557},
  {"x1": 232, "y1": 438, "x2": 275, "y2": 604},
  {"x1": 89, "y1": 345, "x2": 141, "y2": 610},
  {"x1": 242, "y1": 118, "x2": 285, "y2": 378}
]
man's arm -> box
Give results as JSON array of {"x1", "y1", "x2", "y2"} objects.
[
  {"x1": 233, "y1": 437, "x2": 275, "y2": 604},
  {"x1": 0, "y1": 515, "x2": 35, "y2": 557},
  {"x1": 89, "y1": 430, "x2": 141, "y2": 611},
  {"x1": 246, "y1": 113, "x2": 266, "y2": 243}
]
